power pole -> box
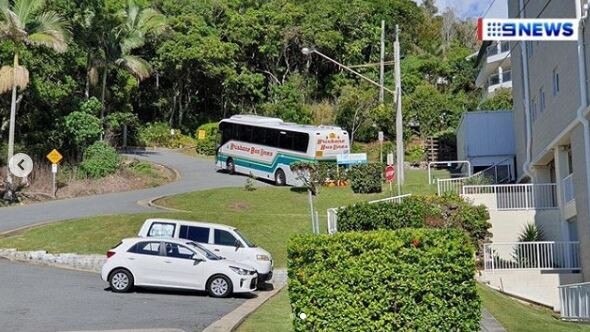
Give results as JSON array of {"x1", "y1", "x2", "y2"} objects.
[
  {"x1": 379, "y1": 20, "x2": 385, "y2": 103},
  {"x1": 394, "y1": 24, "x2": 404, "y2": 192}
]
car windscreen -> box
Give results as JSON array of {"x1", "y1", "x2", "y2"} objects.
[
  {"x1": 187, "y1": 242, "x2": 222, "y2": 260},
  {"x1": 234, "y1": 229, "x2": 256, "y2": 247}
]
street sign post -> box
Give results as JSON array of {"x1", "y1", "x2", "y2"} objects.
[
  {"x1": 385, "y1": 165, "x2": 395, "y2": 195},
  {"x1": 47, "y1": 149, "x2": 63, "y2": 198},
  {"x1": 46, "y1": 149, "x2": 63, "y2": 165}
]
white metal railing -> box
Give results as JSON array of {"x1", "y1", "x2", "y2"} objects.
[
  {"x1": 563, "y1": 174, "x2": 575, "y2": 204},
  {"x1": 559, "y1": 282, "x2": 590, "y2": 320},
  {"x1": 326, "y1": 194, "x2": 411, "y2": 235},
  {"x1": 462, "y1": 183, "x2": 558, "y2": 210},
  {"x1": 483, "y1": 241, "x2": 580, "y2": 271},
  {"x1": 436, "y1": 158, "x2": 513, "y2": 196}
]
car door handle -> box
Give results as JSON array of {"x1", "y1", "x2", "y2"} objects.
[
  {"x1": 214, "y1": 249, "x2": 220, "y2": 252},
  {"x1": 127, "y1": 257, "x2": 135, "y2": 261},
  {"x1": 164, "y1": 260, "x2": 172, "y2": 263}
]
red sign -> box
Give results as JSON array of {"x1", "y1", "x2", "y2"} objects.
[{"x1": 385, "y1": 165, "x2": 395, "y2": 182}]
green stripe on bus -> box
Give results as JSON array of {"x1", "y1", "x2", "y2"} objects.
[{"x1": 217, "y1": 153, "x2": 312, "y2": 173}]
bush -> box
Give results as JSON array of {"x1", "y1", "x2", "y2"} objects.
[
  {"x1": 288, "y1": 229, "x2": 481, "y2": 331},
  {"x1": 336, "y1": 194, "x2": 491, "y2": 248},
  {"x1": 138, "y1": 122, "x2": 195, "y2": 149},
  {"x1": 405, "y1": 144, "x2": 425, "y2": 163},
  {"x1": 195, "y1": 122, "x2": 220, "y2": 155},
  {"x1": 79, "y1": 142, "x2": 119, "y2": 178},
  {"x1": 349, "y1": 163, "x2": 383, "y2": 193}
]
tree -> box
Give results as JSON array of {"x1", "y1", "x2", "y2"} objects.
[
  {"x1": 0, "y1": 0, "x2": 70, "y2": 182},
  {"x1": 335, "y1": 85, "x2": 380, "y2": 145},
  {"x1": 479, "y1": 88, "x2": 513, "y2": 111},
  {"x1": 98, "y1": 0, "x2": 166, "y2": 122}
]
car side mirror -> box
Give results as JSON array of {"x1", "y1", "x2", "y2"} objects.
[
  {"x1": 192, "y1": 256, "x2": 204, "y2": 265},
  {"x1": 234, "y1": 240, "x2": 242, "y2": 250}
]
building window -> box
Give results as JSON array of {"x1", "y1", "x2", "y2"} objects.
[
  {"x1": 553, "y1": 68, "x2": 560, "y2": 96},
  {"x1": 540, "y1": 88, "x2": 546, "y2": 113}
]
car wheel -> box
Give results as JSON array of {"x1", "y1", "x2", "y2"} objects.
[
  {"x1": 275, "y1": 169, "x2": 286, "y2": 186},
  {"x1": 226, "y1": 158, "x2": 236, "y2": 174},
  {"x1": 109, "y1": 268, "x2": 134, "y2": 293},
  {"x1": 207, "y1": 275, "x2": 232, "y2": 298}
]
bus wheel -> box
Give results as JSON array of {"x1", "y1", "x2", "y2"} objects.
[
  {"x1": 275, "y1": 169, "x2": 286, "y2": 186},
  {"x1": 226, "y1": 158, "x2": 236, "y2": 174}
]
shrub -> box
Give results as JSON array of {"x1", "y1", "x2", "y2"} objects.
[
  {"x1": 79, "y1": 142, "x2": 119, "y2": 178},
  {"x1": 336, "y1": 194, "x2": 491, "y2": 248},
  {"x1": 349, "y1": 163, "x2": 383, "y2": 193},
  {"x1": 405, "y1": 144, "x2": 425, "y2": 163},
  {"x1": 288, "y1": 229, "x2": 481, "y2": 331},
  {"x1": 138, "y1": 122, "x2": 195, "y2": 148},
  {"x1": 195, "y1": 122, "x2": 220, "y2": 155}
]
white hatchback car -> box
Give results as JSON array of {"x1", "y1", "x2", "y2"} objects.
[
  {"x1": 101, "y1": 237, "x2": 258, "y2": 298},
  {"x1": 138, "y1": 219, "x2": 273, "y2": 283}
]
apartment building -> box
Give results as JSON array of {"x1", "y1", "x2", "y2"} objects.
[
  {"x1": 475, "y1": 41, "x2": 512, "y2": 98},
  {"x1": 435, "y1": 0, "x2": 590, "y2": 316},
  {"x1": 471, "y1": 0, "x2": 590, "y2": 316}
]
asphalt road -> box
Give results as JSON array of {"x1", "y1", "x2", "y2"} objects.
[
  {"x1": 0, "y1": 149, "x2": 248, "y2": 233},
  {"x1": 0, "y1": 259, "x2": 249, "y2": 332}
]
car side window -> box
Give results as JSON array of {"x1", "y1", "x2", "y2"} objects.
[
  {"x1": 180, "y1": 225, "x2": 210, "y2": 243},
  {"x1": 129, "y1": 242, "x2": 161, "y2": 256},
  {"x1": 164, "y1": 242, "x2": 195, "y2": 260},
  {"x1": 147, "y1": 222, "x2": 176, "y2": 238},
  {"x1": 214, "y1": 229, "x2": 239, "y2": 246}
]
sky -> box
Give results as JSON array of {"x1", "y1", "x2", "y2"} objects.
[{"x1": 414, "y1": 0, "x2": 508, "y2": 19}]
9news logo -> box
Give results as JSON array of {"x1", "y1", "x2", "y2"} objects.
[{"x1": 477, "y1": 18, "x2": 579, "y2": 41}]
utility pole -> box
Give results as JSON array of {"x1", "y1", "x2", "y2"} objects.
[
  {"x1": 379, "y1": 20, "x2": 385, "y2": 103},
  {"x1": 394, "y1": 24, "x2": 404, "y2": 192}
]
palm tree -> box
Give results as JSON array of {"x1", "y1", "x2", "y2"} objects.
[
  {"x1": 98, "y1": 0, "x2": 166, "y2": 122},
  {"x1": 0, "y1": 0, "x2": 70, "y2": 182}
]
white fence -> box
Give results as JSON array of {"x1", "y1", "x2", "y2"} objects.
[
  {"x1": 559, "y1": 282, "x2": 590, "y2": 321},
  {"x1": 483, "y1": 241, "x2": 580, "y2": 271},
  {"x1": 326, "y1": 194, "x2": 411, "y2": 235},
  {"x1": 462, "y1": 184, "x2": 558, "y2": 210},
  {"x1": 436, "y1": 159, "x2": 513, "y2": 195},
  {"x1": 563, "y1": 174, "x2": 575, "y2": 205}
]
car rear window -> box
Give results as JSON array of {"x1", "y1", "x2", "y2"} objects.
[
  {"x1": 128, "y1": 242, "x2": 161, "y2": 256},
  {"x1": 179, "y1": 225, "x2": 210, "y2": 243},
  {"x1": 147, "y1": 222, "x2": 176, "y2": 238}
]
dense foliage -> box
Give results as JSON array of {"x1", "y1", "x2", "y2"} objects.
[
  {"x1": 288, "y1": 229, "x2": 481, "y2": 331},
  {"x1": 336, "y1": 194, "x2": 491, "y2": 248},
  {"x1": 79, "y1": 141, "x2": 119, "y2": 178},
  {"x1": 349, "y1": 163, "x2": 384, "y2": 194},
  {"x1": 0, "y1": 0, "x2": 480, "y2": 164},
  {"x1": 194, "y1": 122, "x2": 219, "y2": 155}
]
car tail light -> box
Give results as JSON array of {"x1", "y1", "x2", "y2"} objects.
[{"x1": 106, "y1": 250, "x2": 116, "y2": 258}]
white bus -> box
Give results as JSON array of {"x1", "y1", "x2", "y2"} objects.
[{"x1": 216, "y1": 115, "x2": 350, "y2": 185}]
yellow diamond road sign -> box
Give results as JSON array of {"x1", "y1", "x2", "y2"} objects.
[{"x1": 47, "y1": 149, "x2": 63, "y2": 165}]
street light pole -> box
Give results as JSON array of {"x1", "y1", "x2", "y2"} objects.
[
  {"x1": 302, "y1": 45, "x2": 405, "y2": 189},
  {"x1": 394, "y1": 25, "x2": 405, "y2": 191}
]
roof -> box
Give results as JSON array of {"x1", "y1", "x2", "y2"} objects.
[
  {"x1": 145, "y1": 218, "x2": 236, "y2": 231},
  {"x1": 222, "y1": 115, "x2": 346, "y2": 134}
]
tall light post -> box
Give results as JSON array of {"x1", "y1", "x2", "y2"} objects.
[{"x1": 301, "y1": 47, "x2": 405, "y2": 188}]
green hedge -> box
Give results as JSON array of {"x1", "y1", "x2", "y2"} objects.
[
  {"x1": 288, "y1": 229, "x2": 481, "y2": 331},
  {"x1": 195, "y1": 122, "x2": 220, "y2": 155},
  {"x1": 336, "y1": 195, "x2": 491, "y2": 248},
  {"x1": 349, "y1": 163, "x2": 383, "y2": 193}
]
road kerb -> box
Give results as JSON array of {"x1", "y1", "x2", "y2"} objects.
[{"x1": 203, "y1": 269, "x2": 288, "y2": 332}]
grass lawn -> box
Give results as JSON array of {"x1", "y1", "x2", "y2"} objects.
[
  {"x1": 236, "y1": 288, "x2": 293, "y2": 332},
  {"x1": 478, "y1": 283, "x2": 590, "y2": 332}
]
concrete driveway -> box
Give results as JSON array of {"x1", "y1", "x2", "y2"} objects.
[
  {"x1": 0, "y1": 149, "x2": 250, "y2": 233},
  {"x1": 0, "y1": 259, "x2": 249, "y2": 332}
]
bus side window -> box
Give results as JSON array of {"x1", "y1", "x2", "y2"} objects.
[
  {"x1": 293, "y1": 133, "x2": 309, "y2": 153},
  {"x1": 279, "y1": 131, "x2": 294, "y2": 150},
  {"x1": 220, "y1": 123, "x2": 233, "y2": 144},
  {"x1": 252, "y1": 127, "x2": 265, "y2": 145},
  {"x1": 265, "y1": 129, "x2": 279, "y2": 147},
  {"x1": 239, "y1": 125, "x2": 253, "y2": 143}
]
